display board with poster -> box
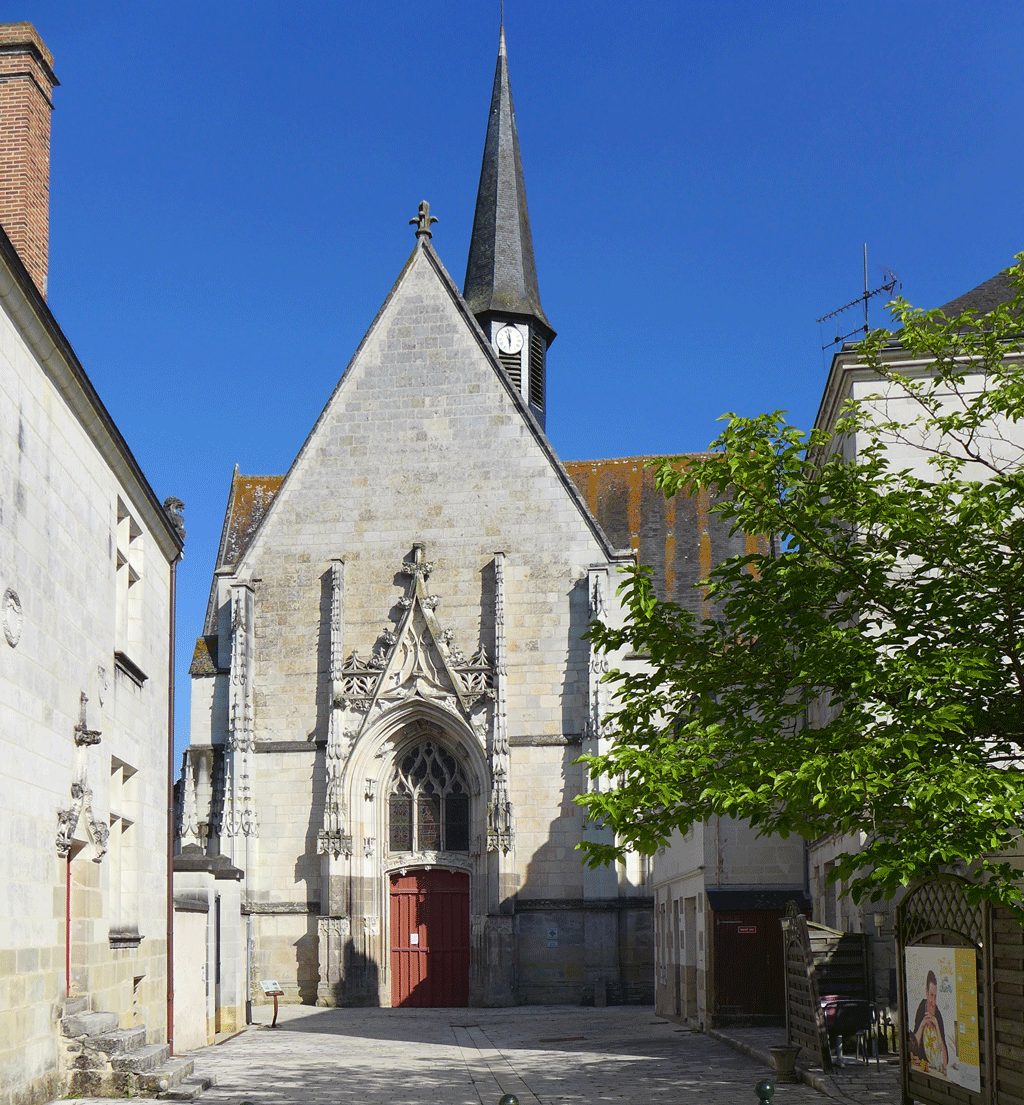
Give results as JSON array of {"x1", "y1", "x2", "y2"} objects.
[{"x1": 904, "y1": 946, "x2": 980, "y2": 1093}]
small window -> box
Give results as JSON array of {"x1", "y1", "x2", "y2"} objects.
[{"x1": 388, "y1": 741, "x2": 470, "y2": 854}]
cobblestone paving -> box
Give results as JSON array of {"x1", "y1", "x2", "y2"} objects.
[
  {"x1": 709, "y1": 1025, "x2": 899, "y2": 1105},
  {"x1": 62, "y1": 1006, "x2": 827, "y2": 1105},
  {"x1": 196, "y1": 1006, "x2": 824, "y2": 1105}
]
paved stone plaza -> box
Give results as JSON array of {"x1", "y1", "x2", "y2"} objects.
[{"x1": 63, "y1": 1006, "x2": 837, "y2": 1105}]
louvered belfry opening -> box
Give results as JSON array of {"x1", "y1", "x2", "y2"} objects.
[
  {"x1": 529, "y1": 329, "x2": 545, "y2": 410},
  {"x1": 498, "y1": 347, "x2": 522, "y2": 389}
]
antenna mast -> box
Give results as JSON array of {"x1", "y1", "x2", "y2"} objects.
[{"x1": 816, "y1": 244, "x2": 900, "y2": 351}]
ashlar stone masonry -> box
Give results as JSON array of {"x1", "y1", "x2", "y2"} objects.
[{"x1": 180, "y1": 239, "x2": 653, "y2": 1009}]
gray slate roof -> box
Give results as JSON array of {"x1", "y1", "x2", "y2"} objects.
[
  {"x1": 937, "y1": 269, "x2": 1016, "y2": 315},
  {"x1": 463, "y1": 27, "x2": 554, "y2": 340}
]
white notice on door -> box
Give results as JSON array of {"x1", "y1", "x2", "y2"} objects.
[{"x1": 409, "y1": 933, "x2": 419, "y2": 944}]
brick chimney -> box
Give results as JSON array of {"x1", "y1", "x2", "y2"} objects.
[{"x1": 0, "y1": 23, "x2": 58, "y2": 298}]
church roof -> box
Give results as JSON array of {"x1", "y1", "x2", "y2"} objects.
[
  {"x1": 936, "y1": 269, "x2": 1016, "y2": 315},
  {"x1": 189, "y1": 634, "x2": 220, "y2": 676},
  {"x1": 463, "y1": 26, "x2": 554, "y2": 341},
  {"x1": 201, "y1": 470, "x2": 284, "y2": 635},
  {"x1": 564, "y1": 456, "x2": 758, "y2": 613},
  {"x1": 219, "y1": 473, "x2": 285, "y2": 568},
  {"x1": 198, "y1": 449, "x2": 755, "y2": 640}
]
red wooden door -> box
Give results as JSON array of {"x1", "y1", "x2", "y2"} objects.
[
  {"x1": 713, "y1": 909, "x2": 787, "y2": 1017},
  {"x1": 389, "y1": 870, "x2": 469, "y2": 1007}
]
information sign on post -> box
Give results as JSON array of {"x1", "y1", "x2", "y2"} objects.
[{"x1": 259, "y1": 979, "x2": 285, "y2": 1028}]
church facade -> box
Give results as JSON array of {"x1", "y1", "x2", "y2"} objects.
[{"x1": 177, "y1": 29, "x2": 716, "y2": 1012}]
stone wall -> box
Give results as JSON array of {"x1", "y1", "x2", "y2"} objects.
[{"x1": 0, "y1": 227, "x2": 178, "y2": 1102}]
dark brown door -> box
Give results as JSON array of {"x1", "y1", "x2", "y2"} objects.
[
  {"x1": 713, "y1": 909, "x2": 786, "y2": 1017},
  {"x1": 389, "y1": 870, "x2": 469, "y2": 1007}
]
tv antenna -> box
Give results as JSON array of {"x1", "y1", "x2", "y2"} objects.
[{"x1": 816, "y1": 244, "x2": 900, "y2": 351}]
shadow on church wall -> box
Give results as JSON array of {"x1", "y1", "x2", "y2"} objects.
[{"x1": 295, "y1": 914, "x2": 321, "y2": 1005}]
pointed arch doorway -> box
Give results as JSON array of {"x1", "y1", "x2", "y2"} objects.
[
  {"x1": 389, "y1": 869, "x2": 469, "y2": 1007},
  {"x1": 385, "y1": 737, "x2": 472, "y2": 1007}
]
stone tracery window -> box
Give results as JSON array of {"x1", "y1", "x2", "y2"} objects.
[{"x1": 388, "y1": 741, "x2": 469, "y2": 853}]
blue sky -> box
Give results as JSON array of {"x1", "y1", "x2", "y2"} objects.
[{"x1": 15, "y1": 2, "x2": 1024, "y2": 760}]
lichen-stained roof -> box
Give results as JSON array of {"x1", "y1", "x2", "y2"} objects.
[
  {"x1": 564, "y1": 456, "x2": 759, "y2": 614},
  {"x1": 220, "y1": 474, "x2": 284, "y2": 568},
  {"x1": 189, "y1": 634, "x2": 220, "y2": 676},
  {"x1": 201, "y1": 470, "x2": 284, "y2": 635}
]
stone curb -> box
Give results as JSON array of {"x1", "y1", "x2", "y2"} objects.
[{"x1": 705, "y1": 1028, "x2": 846, "y2": 1102}]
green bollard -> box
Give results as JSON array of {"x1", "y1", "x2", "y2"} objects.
[
  {"x1": 499, "y1": 1097, "x2": 520, "y2": 1105},
  {"x1": 756, "y1": 1080, "x2": 775, "y2": 1105}
]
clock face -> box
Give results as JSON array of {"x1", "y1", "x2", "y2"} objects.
[{"x1": 495, "y1": 325, "x2": 524, "y2": 355}]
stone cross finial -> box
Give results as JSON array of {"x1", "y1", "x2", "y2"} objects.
[
  {"x1": 410, "y1": 200, "x2": 438, "y2": 239},
  {"x1": 398, "y1": 542, "x2": 434, "y2": 581}
]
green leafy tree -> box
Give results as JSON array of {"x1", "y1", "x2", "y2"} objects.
[{"x1": 579, "y1": 260, "x2": 1024, "y2": 911}]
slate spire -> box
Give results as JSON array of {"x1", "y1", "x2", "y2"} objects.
[{"x1": 464, "y1": 24, "x2": 554, "y2": 344}]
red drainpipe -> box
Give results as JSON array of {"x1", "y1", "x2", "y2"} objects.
[
  {"x1": 66, "y1": 856, "x2": 71, "y2": 995},
  {"x1": 167, "y1": 553, "x2": 180, "y2": 1055}
]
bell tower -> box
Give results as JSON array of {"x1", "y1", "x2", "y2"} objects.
[{"x1": 463, "y1": 24, "x2": 555, "y2": 428}]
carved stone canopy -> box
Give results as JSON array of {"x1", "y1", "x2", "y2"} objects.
[
  {"x1": 336, "y1": 546, "x2": 493, "y2": 737},
  {"x1": 56, "y1": 781, "x2": 108, "y2": 862}
]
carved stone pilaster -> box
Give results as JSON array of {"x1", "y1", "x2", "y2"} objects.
[
  {"x1": 329, "y1": 559, "x2": 345, "y2": 689},
  {"x1": 225, "y1": 583, "x2": 258, "y2": 837},
  {"x1": 228, "y1": 585, "x2": 255, "y2": 752},
  {"x1": 317, "y1": 914, "x2": 351, "y2": 1004},
  {"x1": 487, "y1": 552, "x2": 513, "y2": 854},
  {"x1": 319, "y1": 560, "x2": 351, "y2": 860},
  {"x1": 178, "y1": 749, "x2": 201, "y2": 846},
  {"x1": 584, "y1": 567, "x2": 610, "y2": 789}
]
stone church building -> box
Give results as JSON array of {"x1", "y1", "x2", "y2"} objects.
[{"x1": 177, "y1": 28, "x2": 747, "y2": 1014}]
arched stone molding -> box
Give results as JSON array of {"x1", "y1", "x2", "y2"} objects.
[
  {"x1": 335, "y1": 700, "x2": 488, "y2": 1006},
  {"x1": 343, "y1": 699, "x2": 489, "y2": 816}
]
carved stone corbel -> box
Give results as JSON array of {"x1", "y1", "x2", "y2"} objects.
[
  {"x1": 56, "y1": 781, "x2": 108, "y2": 862},
  {"x1": 317, "y1": 829, "x2": 353, "y2": 859},
  {"x1": 73, "y1": 692, "x2": 101, "y2": 746}
]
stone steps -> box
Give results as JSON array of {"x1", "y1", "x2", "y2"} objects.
[
  {"x1": 159, "y1": 1074, "x2": 217, "y2": 1101},
  {"x1": 59, "y1": 998, "x2": 210, "y2": 1100},
  {"x1": 63, "y1": 1009, "x2": 119, "y2": 1038},
  {"x1": 91, "y1": 1026, "x2": 149, "y2": 1057},
  {"x1": 112, "y1": 1042, "x2": 171, "y2": 1072},
  {"x1": 136, "y1": 1056, "x2": 195, "y2": 1096}
]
